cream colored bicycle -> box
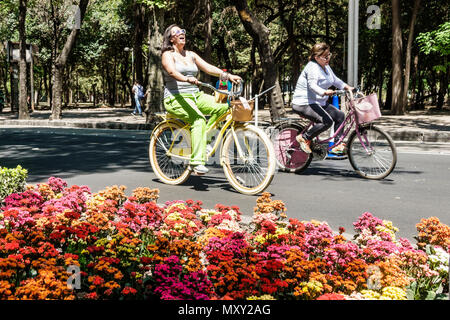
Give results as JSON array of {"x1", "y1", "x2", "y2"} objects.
[{"x1": 148, "y1": 81, "x2": 276, "y2": 195}]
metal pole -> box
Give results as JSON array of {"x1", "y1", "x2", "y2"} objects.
[
  {"x1": 347, "y1": 0, "x2": 354, "y2": 86},
  {"x1": 29, "y1": 44, "x2": 35, "y2": 111},
  {"x1": 348, "y1": 0, "x2": 359, "y2": 87},
  {"x1": 254, "y1": 94, "x2": 259, "y2": 128},
  {"x1": 353, "y1": 0, "x2": 359, "y2": 87}
]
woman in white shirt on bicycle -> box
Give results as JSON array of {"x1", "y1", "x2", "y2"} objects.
[{"x1": 292, "y1": 42, "x2": 354, "y2": 154}]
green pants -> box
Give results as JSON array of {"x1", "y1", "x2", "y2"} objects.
[{"x1": 163, "y1": 91, "x2": 228, "y2": 165}]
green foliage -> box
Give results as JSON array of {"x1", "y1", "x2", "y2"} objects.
[
  {"x1": 417, "y1": 22, "x2": 450, "y2": 56},
  {"x1": 417, "y1": 22, "x2": 450, "y2": 72},
  {"x1": 138, "y1": 0, "x2": 173, "y2": 9},
  {"x1": 0, "y1": 165, "x2": 28, "y2": 201},
  {"x1": 0, "y1": 0, "x2": 447, "y2": 109},
  {"x1": 405, "y1": 244, "x2": 449, "y2": 300}
]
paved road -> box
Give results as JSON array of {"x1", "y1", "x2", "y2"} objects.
[{"x1": 1, "y1": 127, "x2": 449, "y2": 241}]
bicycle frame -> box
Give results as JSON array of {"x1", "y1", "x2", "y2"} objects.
[{"x1": 157, "y1": 108, "x2": 248, "y2": 165}]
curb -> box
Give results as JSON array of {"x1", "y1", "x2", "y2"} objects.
[
  {"x1": 385, "y1": 130, "x2": 450, "y2": 143},
  {"x1": 1, "y1": 119, "x2": 449, "y2": 143},
  {"x1": 0, "y1": 120, "x2": 152, "y2": 131}
]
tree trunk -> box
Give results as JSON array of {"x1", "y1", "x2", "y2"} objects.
[
  {"x1": 1, "y1": 53, "x2": 10, "y2": 105},
  {"x1": 391, "y1": 0, "x2": 403, "y2": 115},
  {"x1": 324, "y1": 0, "x2": 330, "y2": 40},
  {"x1": 133, "y1": 2, "x2": 146, "y2": 84},
  {"x1": 203, "y1": 0, "x2": 213, "y2": 83},
  {"x1": 232, "y1": 0, "x2": 285, "y2": 121},
  {"x1": 437, "y1": 70, "x2": 447, "y2": 109},
  {"x1": 146, "y1": 6, "x2": 164, "y2": 117},
  {"x1": 51, "y1": 0, "x2": 89, "y2": 120},
  {"x1": 401, "y1": 0, "x2": 420, "y2": 113},
  {"x1": 18, "y1": 0, "x2": 29, "y2": 119},
  {"x1": 217, "y1": 34, "x2": 232, "y2": 70}
]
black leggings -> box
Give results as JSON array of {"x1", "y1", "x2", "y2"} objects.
[{"x1": 292, "y1": 103, "x2": 345, "y2": 141}]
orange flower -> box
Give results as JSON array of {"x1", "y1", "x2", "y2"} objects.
[{"x1": 416, "y1": 217, "x2": 450, "y2": 251}]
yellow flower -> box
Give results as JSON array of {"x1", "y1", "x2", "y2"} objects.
[
  {"x1": 380, "y1": 286, "x2": 407, "y2": 300},
  {"x1": 174, "y1": 223, "x2": 184, "y2": 230},
  {"x1": 275, "y1": 227, "x2": 289, "y2": 236},
  {"x1": 361, "y1": 290, "x2": 381, "y2": 300},
  {"x1": 254, "y1": 235, "x2": 266, "y2": 244},
  {"x1": 247, "y1": 295, "x2": 276, "y2": 300}
]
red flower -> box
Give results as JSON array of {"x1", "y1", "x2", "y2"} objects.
[
  {"x1": 140, "y1": 257, "x2": 152, "y2": 264},
  {"x1": 64, "y1": 210, "x2": 81, "y2": 220},
  {"x1": 92, "y1": 276, "x2": 105, "y2": 286},
  {"x1": 261, "y1": 220, "x2": 277, "y2": 234},
  {"x1": 4, "y1": 241, "x2": 20, "y2": 251},
  {"x1": 86, "y1": 292, "x2": 98, "y2": 299},
  {"x1": 121, "y1": 287, "x2": 137, "y2": 295}
]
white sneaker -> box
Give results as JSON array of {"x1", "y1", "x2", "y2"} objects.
[{"x1": 192, "y1": 165, "x2": 209, "y2": 175}]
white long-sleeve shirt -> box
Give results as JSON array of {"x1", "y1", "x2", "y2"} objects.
[{"x1": 292, "y1": 61, "x2": 347, "y2": 106}]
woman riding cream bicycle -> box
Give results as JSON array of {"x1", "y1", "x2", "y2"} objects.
[
  {"x1": 292, "y1": 42, "x2": 354, "y2": 154},
  {"x1": 161, "y1": 24, "x2": 241, "y2": 175}
]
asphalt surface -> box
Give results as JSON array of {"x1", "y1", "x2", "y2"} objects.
[
  {"x1": 1, "y1": 126, "x2": 449, "y2": 242},
  {"x1": 1, "y1": 104, "x2": 449, "y2": 242}
]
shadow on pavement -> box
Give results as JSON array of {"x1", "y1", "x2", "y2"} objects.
[{"x1": 0, "y1": 129, "x2": 150, "y2": 182}]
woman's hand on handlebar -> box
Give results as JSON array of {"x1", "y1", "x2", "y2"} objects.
[
  {"x1": 324, "y1": 89, "x2": 335, "y2": 96},
  {"x1": 344, "y1": 85, "x2": 355, "y2": 92},
  {"x1": 186, "y1": 76, "x2": 199, "y2": 85},
  {"x1": 228, "y1": 74, "x2": 242, "y2": 85}
]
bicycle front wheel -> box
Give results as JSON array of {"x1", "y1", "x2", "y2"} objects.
[
  {"x1": 347, "y1": 124, "x2": 397, "y2": 179},
  {"x1": 221, "y1": 124, "x2": 276, "y2": 195},
  {"x1": 149, "y1": 121, "x2": 191, "y2": 185}
]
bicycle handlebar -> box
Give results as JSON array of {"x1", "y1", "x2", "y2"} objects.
[
  {"x1": 335, "y1": 86, "x2": 361, "y2": 97},
  {"x1": 197, "y1": 80, "x2": 244, "y2": 98}
]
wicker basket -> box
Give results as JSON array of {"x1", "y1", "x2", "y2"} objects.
[{"x1": 230, "y1": 98, "x2": 254, "y2": 122}]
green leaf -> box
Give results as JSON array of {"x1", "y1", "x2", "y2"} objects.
[
  {"x1": 406, "y1": 288, "x2": 415, "y2": 300},
  {"x1": 425, "y1": 291, "x2": 436, "y2": 300}
]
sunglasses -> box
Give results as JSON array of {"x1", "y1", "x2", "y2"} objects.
[
  {"x1": 318, "y1": 53, "x2": 332, "y2": 60},
  {"x1": 172, "y1": 29, "x2": 186, "y2": 37}
]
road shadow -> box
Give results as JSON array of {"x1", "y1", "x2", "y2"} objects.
[
  {"x1": 151, "y1": 167, "x2": 263, "y2": 197},
  {"x1": 290, "y1": 162, "x2": 421, "y2": 183},
  {"x1": 0, "y1": 128, "x2": 150, "y2": 182}
]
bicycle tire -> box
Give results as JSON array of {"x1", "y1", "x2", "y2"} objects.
[
  {"x1": 347, "y1": 124, "x2": 397, "y2": 180},
  {"x1": 271, "y1": 122, "x2": 313, "y2": 173},
  {"x1": 149, "y1": 121, "x2": 192, "y2": 185},
  {"x1": 221, "y1": 124, "x2": 276, "y2": 195}
]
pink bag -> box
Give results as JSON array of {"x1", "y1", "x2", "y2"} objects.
[{"x1": 353, "y1": 93, "x2": 381, "y2": 124}]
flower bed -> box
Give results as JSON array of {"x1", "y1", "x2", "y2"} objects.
[{"x1": 0, "y1": 177, "x2": 448, "y2": 300}]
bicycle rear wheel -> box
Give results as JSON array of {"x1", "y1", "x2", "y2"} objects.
[
  {"x1": 271, "y1": 122, "x2": 313, "y2": 173},
  {"x1": 149, "y1": 121, "x2": 191, "y2": 185},
  {"x1": 221, "y1": 124, "x2": 276, "y2": 195},
  {"x1": 347, "y1": 124, "x2": 397, "y2": 179}
]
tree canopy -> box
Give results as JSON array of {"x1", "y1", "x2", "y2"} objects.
[{"x1": 0, "y1": 0, "x2": 448, "y2": 119}]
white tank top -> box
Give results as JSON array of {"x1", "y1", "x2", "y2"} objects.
[{"x1": 163, "y1": 51, "x2": 199, "y2": 99}]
